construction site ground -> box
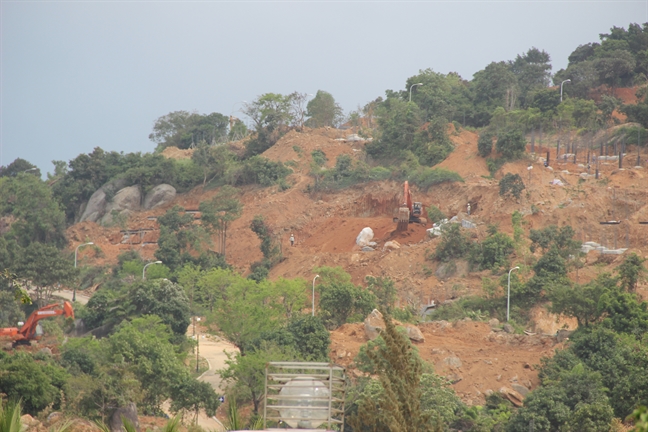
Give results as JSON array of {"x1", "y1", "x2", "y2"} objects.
[{"x1": 64, "y1": 120, "x2": 648, "y2": 409}]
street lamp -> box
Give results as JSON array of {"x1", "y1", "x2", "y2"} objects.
[
  {"x1": 22, "y1": 167, "x2": 38, "y2": 173},
  {"x1": 312, "y1": 275, "x2": 319, "y2": 317},
  {"x1": 560, "y1": 79, "x2": 571, "y2": 102},
  {"x1": 409, "y1": 83, "x2": 423, "y2": 102},
  {"x1": 73, "y1": 242, "x2": 94, "y2": 302},
  {"x1": 507, "y1": 266, "x2": 520, "y2": 322},
  {"x1": 142, "y1": 261, "x2": 162, "y2": 280}
]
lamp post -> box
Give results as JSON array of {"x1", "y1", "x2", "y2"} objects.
[
  {"x1": 195, "y1": 317, "x2": 201, "y2": 373},
  {"x1": 409, "y1": 83, "x2": 423, "y2": 102},
  {"x1": 73, "y1": 242, "x2": 94, "y2": 302},
  {"x1": 507, "y1": 266, "x2": 520, "y2": 322},
  {"x1": 22, "y1": 167, "x2": 38, "y2": 173},
  {"x1": 560, "y1": 79, "x2": 571, "y2": 102},
  {"x1": 312, "y1": 275, "x2": 319, "y2": 317},
  {"x1": 142, "y1": 261, "x2": 162, "y2": 280}
]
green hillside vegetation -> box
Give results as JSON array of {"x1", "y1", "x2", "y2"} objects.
[{"x1": 2, "y1": 21, "x2": 648, "y2": 431}]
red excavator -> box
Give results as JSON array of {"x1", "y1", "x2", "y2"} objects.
[
  {"x1": 0, "y1": 301, "x2": 74, "y2": 346},
  {"x1": 394, "y1": 181, "x2": 427, "y2": 231}
]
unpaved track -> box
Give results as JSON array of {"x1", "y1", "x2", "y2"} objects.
[{"x1": 191, "y1": 331, "x2": 239, "y2": 431}]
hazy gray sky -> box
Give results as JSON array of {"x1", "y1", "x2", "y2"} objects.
[{"x1": 1, "y1": 1, "x2": 646, "y2": 174}]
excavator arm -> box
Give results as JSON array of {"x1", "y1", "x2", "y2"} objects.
[{"x1": 1, "y1": 301, "x2": 74, "y2": 345}]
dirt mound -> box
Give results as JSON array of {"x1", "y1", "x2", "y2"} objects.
[
  {"x1": 330, "y1": 320, "x2": 561, "y2": 406},
  {"x1": 261, "y1": 128, "x2": 363, "y2": 172},
  {"x1": 161, "y1": 146, "x2": 194, "y2": 160},
  {"x1": 439, "y1": 127, "x2": 490, "y2": 180}
]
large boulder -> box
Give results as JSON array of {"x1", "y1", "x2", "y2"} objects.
[
  {"x1": 80, "y1": 188, "x2": 107, "y2": 223},
  {"x1": 100, "y1": 186, "x2": 141, "y2": 226},
  {"x1": 405, "y1": 325, "x2": 425, "y2": 343},
  {"x1": 364, "y1": 309, "x2": 385, "y2": 340},
  {"x1": 143, "y1": 184, "x2": 176, "y2": 210},
  {"x1": 79, "y1": 178, "x2": 128, "y2": 223},
  {"x1": 109, "y1": 402, "x2": 139, "y2": 432}
]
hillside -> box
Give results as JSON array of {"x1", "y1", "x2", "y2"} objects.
[{"x1": 65, "y1": 123, "x2": 648, "y2": 408}]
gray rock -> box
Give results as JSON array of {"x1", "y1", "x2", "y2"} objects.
[
  {"x1": 443, "y1": 356, "x2": 462, "y2": 368},
  {"x1": 488, "y1": 318, "x2": 500, "y2": 328},
  {"x1": 364, "y1": 309, "x2": 384, "y2": 340},
  {"x1": 80, "y1": 188, "x2": 107, "y2": 223},
  {"x1": 556, "y1": 329, "x2": 574, "y2": 342},
  {"x1": 101, "y1": 186, "x2": 141, "y2": 225},
  {"x1": 79, "y1": 178, "x2": 128, "y2": 223},
  {"x1": 38, "y1": 347, "x2": 52, "y2": 356},
  {"x1": 503, "y1": 323, "x2": 515, "y2": 334},
  {"x1": 445, "y1": 373, "x2": 462, "y2": 384},
  {"x1": 512, "y1": 383, "x2": 530, "y2": 397},
  {"x1": 435, "y1": 262, "x2": 456, "y2": 280},
  {"x1": 143, "y1": 184, "x2": 176, "y2": 210},
  {"x1": 109, "y1": 402, "x2": 139, "y2": 432},
  {"x1": 361, "y1": 246, "x2": 375, "y2": 252},
  {"x1": 405, "y1": 325, "x2": 425, "y2": 343}
]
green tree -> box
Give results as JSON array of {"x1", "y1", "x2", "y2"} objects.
[
  {"x1": 13, "y1": 243, "x2": 77, "y2": 306},
  {"x1": 617, "y1": 252, "x2": 646, "y2": 292},
  {"x1": 0, "y1": 158, "x2": 40, "y2": 178},
  {"x1": 286, "y1": 315, "x2": 330, "y2": 361},
  {"x1": 498, "y1": 173, "x2": 525, "y2": 199},
  {"x1": 219, "y1": 342, "x2": 298, "y2": 414},
  {"x1": 469, "y1": 228, "x2": 515, "y2": 270},
  {"x1": 348, "y1": 313, "x2": 441, "y2": 432},
  {"x1": 315, "y1": 266, "x2": 376, "y2": 329},
  {"x1": 496, "y1": 129, "x2": 526, "y2": 159},
  {"x1": 243, "y1": 93, "x2": 295, "y2": 157},
  {"x1": 477, "y1": 132, "x2": 494, "y2": 157},
  {"x1": 207, "y1": 271, "x2": 282, "y2": 354},
  {"x1": 433, "y1": 223, "x2": 472, "y2": 262},
  {"x1": 366, "y1": 276, "x2": 397, "y2": 314},
  {"x1": 509, "y1": 47, "x2": 553, "y2": 108},
  {"x1": 305, "y1": 90, "x2": 344, "y2": 128},
  {"x1": 200, "y1": 186, "x2": 243, "y2": 260},
  {"x1": 529, "y1": 225, "x2": 581, "y2": 259},
  {"x1": 149, "y1": 111, "x2": 229, "y2": 150},
  {"x1": 0, "y1": 351, "x2": 69, "y2": 415}
]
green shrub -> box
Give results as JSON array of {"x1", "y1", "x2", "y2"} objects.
[
  {"x1": 311, "y1": 150, "x2": 328, "y2": 166},
  {"x1": 499, "y1": 173, "x2": 525, "y2": 198},
  {"x1": 433, "y1": 224, "x2": 472, "y2": 262},
  {"x1": 477, "y1": 132, "x2": 494, "y2": 157},
  {"x1": 426, "y1": 205, "x2": 446, "y2": 224}
]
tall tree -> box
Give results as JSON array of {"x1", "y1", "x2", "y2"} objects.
[
  {"x1": 305, "y1": 90, "x2": 344, "y2": 128},
  {"x1": 199, "y1": 186, "x2": 242, "y2": 260},
  {"x1": 509, "y1": 47, "x2": 552, "y2": 108},
  {"x1": 149, "y1": 111, "x2": 229, "y2": 150},
  {"x1": 348, "y1": 313, "x2": 440, "y2": 432}
]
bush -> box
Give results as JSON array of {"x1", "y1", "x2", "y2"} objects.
[
  {"x1": 407, "y1": 167, "x2": 463, "y2": 191},
  {"x1": 477, "y1": 132, "x2": 494, "y2": 157},
  {"x1": 426, "y1": 205, "x2": 446, "y2": 224},
  {"x1": 469, "y1": 229, "x2": 515, "y2": 270},
  {"x1": 433, "y1": 224, "x2": 472, "y2": 262},
  {"x1": 311, "y1": 150, "x2": 328, "y2": 166},
  {"x1": 499, "y1": 173, "x2": 525, "y2": 198},
  {"x1": 496, "y1": 129, "x2": 527, "y2": 159}
]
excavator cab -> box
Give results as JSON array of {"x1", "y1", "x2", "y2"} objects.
[{"x1": 412, "y1": 202, "x2": 423, "y2": 218}]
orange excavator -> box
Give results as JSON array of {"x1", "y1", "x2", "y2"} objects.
[
  {"x1": 394, "y1": 181, "x2": 427, "y2": 231},
  {"x1": 0, "y1": 301, "x2": 74, "y2": 346}
]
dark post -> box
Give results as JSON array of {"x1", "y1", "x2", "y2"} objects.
[
  {"x1": 546, "y1": 151, "x2": 550, "y2": 167},
  {"x1": 531, "y1": 129, "x2": 535, "y2": 153},
  {"x1": 619, "y1": 152, "x2": 623, "y2": 169}
]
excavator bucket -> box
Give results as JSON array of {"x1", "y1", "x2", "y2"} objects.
[{"x1": 396, "y1": 206, "x2": 410, "y2": 232}]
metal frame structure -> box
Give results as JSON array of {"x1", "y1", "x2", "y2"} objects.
[{"x1": 263, "y1": 362, "x2": 345, "y2": 431}]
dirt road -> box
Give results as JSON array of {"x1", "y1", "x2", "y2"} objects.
[{"x1": 191, "y1": 330, "x2": 240, "y2": 431}]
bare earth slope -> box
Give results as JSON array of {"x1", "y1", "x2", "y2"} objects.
[{"x1": 66, "y1": 123, "x2": 648, "y2": 406}]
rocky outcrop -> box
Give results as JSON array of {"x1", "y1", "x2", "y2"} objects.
[
  {"x1": 100, "y1": 186, "x2": 141, "y2": 226},
  {"x1": 80, "y1": 181, "x2": 177, "y2": 225},
  {"x1": 364, "y1": 309, "x2": 384, "y2": 340},
  {"x1": 143, "y1": 184, "x2": 176, "y2": 210},
  {"x1": 109, "y1": 402, "x2": 139, "y2": 432},
  {"x1": 405, "y1": 325, "x2": 425, "y2": 342},
  {"x1": 79, "y1": 178, "x2": 128, "y2": 223}
]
